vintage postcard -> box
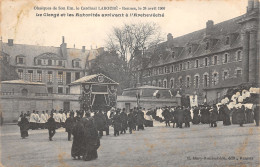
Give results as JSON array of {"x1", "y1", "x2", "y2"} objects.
[{"x1": 0, "y1": 0, "x2": 259, "y2": 167}]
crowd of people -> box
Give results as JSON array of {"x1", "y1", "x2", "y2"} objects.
[
  {"x1": 17, "y1": 107, "x2": 151, "y2": 161},
  {"x1": 149, "y1": 103, "x2": 259, "y2": 128}
]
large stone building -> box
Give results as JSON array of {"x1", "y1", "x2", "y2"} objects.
[
  {"x1": 0, "y1": 36, "x2": 104, "y2": 94},
  {"x1": 138, "y1": 0, "x2": 259, "y2": 104}
]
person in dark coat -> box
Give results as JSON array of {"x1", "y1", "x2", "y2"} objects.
[
  {"x1": 162, "y1": 107, "x2": 171, "y2": 127},
  {"x1": 47, "y1": 113, "x2": 56, "y2": 141},
  {"x1": 237, "y1": 105, "x2": 246, "y2": 127},
  {"x1": 223, "y1": 104, "x2": 231, "y2": 126},
  {"x1": 245, "y1": 107, "x2": 254, "y2": 123},
  {"x1": 177, "y1": 106, "x2": 184, "y2": 128},
  {"x1": 104, "y1": 111, "x2": 110, "y2": 135},
  {"x1": 65, "y1": 112, "x2": 75, "y2": 141},
  {"x1": 172, "y1": 108, "x2": 178, "y2": 128},
  {"x1": 94, "y1": 110, "x2": 107, "y2": 138},
  {"x1": 82, "y1": 112, "x2": 100, "y2": 161},
  {"x1": 128, "y1": 109, "x2": 135, "y2": 134},
  {"x1": 218, "y1": 105, "x2": 224, "y2": 121},
  {"x1": 184, "y1": 107, "x2": 191, "y2": 128},
  {"x1": 112, "y1": 110, "x2": 121, "y2": 136},
  {"x1": 209, "y1": 105, "x2": 218, "y2": 127},
  {"x1": 120, "y1": 108, "x2": 128, "y2": 134},
  {"x1": 136, "y1": 109, "x2": 144, "y2": 130},
  {"x1": 192, "y1": 106, "x2": 200, "y2": 124},
  {"x1": 71, "y1": 114, "x2": 85, "y2": 160},
  {"x1": 18, "y1": 113, "x2": 29, "y2": 139},
  {"x1": 253, "y1": 105, "x2": 259, "y2": 126}
]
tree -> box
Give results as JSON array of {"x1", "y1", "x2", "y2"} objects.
[
  {"x1": 0, "y1": 52, "x2": 19, "y2": 81},
  {"x1": 106, "y1": 22, "x2": 163, "y2": 87},
  {"x1": 88, "y1": 51, "x2": 131, "y2": 94}
]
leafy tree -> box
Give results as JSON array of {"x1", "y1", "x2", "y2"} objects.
[{"x1": 88, "y1": 51, "x2": 131, "y2": 94}]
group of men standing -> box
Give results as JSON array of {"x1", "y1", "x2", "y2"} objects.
[{"x1": 152, "y1": 103, "x2": 259, "y2": 128}]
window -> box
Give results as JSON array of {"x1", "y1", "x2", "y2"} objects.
[
  {"x1": 47, "y1": 87, "x2": 53, "y2": 94},
  {"x1": 170, "y1": 79, "x2": 174, "y2": 88},
  {"x1": 18, "y1": 57, "x2": 24, "y2": 64},
  {"x1": 58, "y1": 60, "x2": 62, "y2": 66},
  {"x1": 179, "y1": 77, "x2": 183, "y2": 87},
  {"x1": 158, "y1": 80, "x2": 162, "y2": 87},
  {"x1": 175, "y1": 67, "x2": 178, "y2": 72},
  {"x1": 163, "y1": 80, "x2": 167, "y2": 88},
  {"x1": 180, "y1": 64, "x2": 183, "y2": 71},
  {"x1": 187, "y1": 62, "x2": 190, "y2": 69},
  {"x1": 75, "y1": 72, "x2": 80, "y2": 81},
  {"x1": 213, "y1": 55, "x2": 218, "y2": 65},
  {"x1": 27, "y1": 70, "x2": 33, "y2": 82},
  {"x1": 18, "y1": 69, "x2": 23, "y2": 79},
  {"x1": 37, "y1": 59, "x2": 42, "y2": 65},
  {"x1": 21, "y1": 88, "x2": 28, "y2": 96},
  {"x1": 223, "y1": 71, "x2": 228, "y2": 80},
  {"x1": 223, "y1": 53, "x2": 228, "y2": 63},
  {"x1": 213, "y1": 73, "x2": 218, "y2": 85},
  {"x1": 205, "y1": 57, "x2": 208, "y2": 67},
  {"x1": 186, "y1": 76, "x2": 190, "y2": 88},
  {"x1": 66, "y1": 88, "x2": 69, "y2": 94},
  {"x1": 225, "y1": 36, "x2": 230, "y2": 45},
  {"x1": 205, "y1": 42, "x2": 209, "y2": 50},
  {"x1": 58, "y1": 87, "x2": 63, "y2": 94},
  {"x1": 58, "y1": 71, "x2": 63, "y2": 84},
  {"x1": 236, "y1": 69, "x2": 242, "y2": 78},
  {"x1": 164, "y1": 66, "x2": 167, "y2": 74},
  {"x1": 75, "y1": 61, "x2": 80, "y2": 68},
  {"x1": 204, "y1": 74, "x2": 208, "y2": 87},
  {"x1": 237, "y1": 51, "x2": 242, "y2": 61},
  {"x1": 37, "y1": 70, "x2": 42, "y2": 82},
  {"x1": 195, "y1": 59, "x2": 199, "y2": 68},
  {"x1": 48, "y1": 59, "x2": 52, "y2": 66},
  {"x1": 171, "y1": 65, "x2": 174, "y2": 73},
  {"x1": 154, "y1": 68, "x2": 157, "y2": 75},
  {"x1": 195, "y1": 76, "x2": 199, "y2": 88},
  {"x1": 47, "y1": 71, "x2": 53, "y2": 83}
]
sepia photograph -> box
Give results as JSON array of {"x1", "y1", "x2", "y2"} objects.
[{"x1": 0, "y1": 0, "x2": 259, "y2": 166}]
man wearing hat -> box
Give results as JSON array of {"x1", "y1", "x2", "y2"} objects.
[
  {"x1": 112, "y1": 109, "x2": 121, "y2": 136},
  {"x1": 65, "y1": 112, "x2": 75, "y2": 141}
]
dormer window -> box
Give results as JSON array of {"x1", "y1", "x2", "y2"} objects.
[
  {"x1": 225, "y1": 36, "x2": 230, "y2": 45},
  {"x1": 37, "y1": 59, "x2": 42, "y2": 65},
  {"x1": 72, "y1": 59, "x2": 81, "y2": 68},
  {"x1": 16, "y1": 55, "x2": 26, "y2": 65},
  {"x1": 172, "y1": 51, "x2": 175, "y2": 58},
  {"x1": 58, "y1": 60, "x2": 63, "y2": 66},
  {"x1": 205, "y1": 42, "x2": 209, "y2": 50},
  {"x1": 48, "y1": 59, "x2": 52, "y2": 66},
  {"x1": 188, "y1": 47, "x2": 192, "y2": 54}
]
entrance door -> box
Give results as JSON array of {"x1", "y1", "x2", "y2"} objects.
[
  {"x1": 64, "y1": 102, "x2": 70, "y2": 111},
  {"x1": 92, "y1": 94, "x2": 107, "y2": 111}
]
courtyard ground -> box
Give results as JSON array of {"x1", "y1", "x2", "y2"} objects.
[{"x1": 0, "y1": 121, "x2": 259, "y2": 167}]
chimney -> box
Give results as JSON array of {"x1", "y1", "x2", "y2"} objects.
[
  {"x1": 247, "y1": 0, "x2": 254, "y2": 12},
  {"x1": 206, "y1": 20, "x2": 214, "y2": 35},
  {"x1": 254, "y1": 0, "x2": 259, "y2": 9},
  {"x1": 60, "y1": 36, "x2": 67, "y2": 58},
  {"x1": 82, "y1": 46, "x2": 85, "y2": 53},
  {"x1": 8, "y1": 39, "x2": 13, "y2": 46},
  {"x1": 167, "y1": 33, "x2": 173, "y2": 41}
]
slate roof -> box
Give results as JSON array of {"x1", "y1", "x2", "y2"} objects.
[{"x1": 146, "y1": 15, "x2": 244, "y2": 68}]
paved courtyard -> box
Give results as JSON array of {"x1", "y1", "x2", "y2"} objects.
[{"x1": 0, "y1": 121, "x2": 259, "y2": 167}]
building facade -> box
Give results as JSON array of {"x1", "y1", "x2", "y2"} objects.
[
  {"x1": 0, "y1": 36, "x2": 103, "y2": 94},
  {"x1": 138, "y1": 0, "x2": 259, "y2": 104}
]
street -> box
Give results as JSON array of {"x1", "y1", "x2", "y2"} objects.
[{"x1": 0, "y1": 121, "x2": 259, "y2": 167}]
